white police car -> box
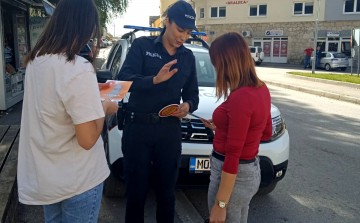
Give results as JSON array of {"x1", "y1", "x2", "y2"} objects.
[{"x1": 97, "y1": 26, "x2": 289, "y2": 197}]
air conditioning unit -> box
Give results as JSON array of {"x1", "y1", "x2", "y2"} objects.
[{"x1": 242, "y1": 30, "x2": 251, "y2": 37}]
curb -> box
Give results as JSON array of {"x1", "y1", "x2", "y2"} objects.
[
  {"x1": 284, "y1": 73, "x2": 360, "y2": 89},
  {"x1": 265, "y1": 80, "x2": 360, "y2": 105}
]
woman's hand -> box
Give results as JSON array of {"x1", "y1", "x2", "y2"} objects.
[
  {"x1": 171, "y1": 102, "x2": 189, "y2": 118},
  {"x1": 209, "y1": 204, "x2": 226, "y2": 223},
  {"x1": 201, "y1": 119, "x2": 216, "y2": 131},
  {"x1": 102, "y1": 97, "x2": 118, "y2": 115}
]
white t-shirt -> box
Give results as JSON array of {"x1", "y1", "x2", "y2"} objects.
[{"x1": 17, "y1": 54, "x2": 110, "y2": 205}]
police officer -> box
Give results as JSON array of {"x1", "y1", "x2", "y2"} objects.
[{"x1": 117, "y1": 1, "x2": 199, "y2": 222}]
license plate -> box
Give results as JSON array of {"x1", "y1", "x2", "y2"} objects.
[{"x1": 189, "y1": 157, "x2": 211, "y2": 173}]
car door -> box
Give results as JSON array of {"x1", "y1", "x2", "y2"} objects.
[
  {"x1": 102, "y1": 42, "x2": 120, "y2": 70},
  {"x1": 320, "y1": 52, "x2": 327, "y2": 68},
  {"x1": 109, "y1": 40, "x2": 130, "y2": 80}
]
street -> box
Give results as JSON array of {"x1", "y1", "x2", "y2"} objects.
[
  {"x1": 15, "y1": 48, "x2": 360, "y2": 223},
  {"x1": 184, "y1": 83, "x2": 360, "y2": 223}
]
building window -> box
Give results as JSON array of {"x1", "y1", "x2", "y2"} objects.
[
  {"x1": 344, "y1": 0, "x2": 360, "y2": 13},
  {"x1": 210, "y1": 6, "x2": 226, "y2": 18},
  {"x1": 250, "y1": 4, "x2": 267, "y2": 16},
  {"x1": 199, "y1": 8, "x2": 204, "y2": 18},
  {"x1": 294, "y1": 2, "x2": 313, "y2": 15}
]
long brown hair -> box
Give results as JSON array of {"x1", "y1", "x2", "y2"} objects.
[
  {"x1": 209, "y1": 32, "x2": 263, "y2": 99},
  {"x1": 26, "y1": 0, "x2": 100, "y2": 64}
]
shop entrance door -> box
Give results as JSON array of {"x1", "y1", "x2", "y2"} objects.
[
  {"x1": 327, "y1": 41, "x2": 339, "y2": 52},
  {"x1": 262, "y1": 38, "x2": 288, "y2": 63},
  {"x1": 263, "y1": 41, "x2": 272, "y2": 63},
  {"x1": 272, "y1": 38, "x2": 288, "y2": 63}
]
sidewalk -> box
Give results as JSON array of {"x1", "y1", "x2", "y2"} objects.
[{"x1": 256, "y1": 66, "x2": 360, "y2": 105}]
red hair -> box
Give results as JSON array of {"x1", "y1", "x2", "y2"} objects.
[{"x1": 209, "y1": 32, "x2": 263, "y2": 99}]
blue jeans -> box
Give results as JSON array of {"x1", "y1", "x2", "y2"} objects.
[
  {"x1": 208, "y1": 156, "x2": 260, "y2": 223},
  {"x1": 316, "y1": 57, "x2": 320, "y2": 68},
  {"x1": 43, "y1": 183, "x2": 104, "y2": 223},
  {"x1": 304, "y1": 55, "x2": 311, "y2": 68}
]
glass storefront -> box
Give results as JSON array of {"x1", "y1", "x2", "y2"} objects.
[
  {"x1": 0, "y1": 1, "x2": 29, "y2": 110},
  {"x1": 253, "y1": 37, "x2": 288, "y2": 63}
]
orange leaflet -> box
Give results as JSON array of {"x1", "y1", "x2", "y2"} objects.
[
  {"x1": 100, "y1": 80, "x2": 132, "y2": 102},
  {"x1": 158, "y1": 104, "x2": 179, "y2": 117}
]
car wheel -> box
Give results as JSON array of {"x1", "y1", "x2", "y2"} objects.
[
  {"x1": 103, "y1": 172, "x2": 127, "y2": 197},
  {"x1": 256, "y1": 182, "x2": 277, "y2": 195},
  {"x1": 325, "y1": 64, "x2": 331, "y2": 71},
  {"x1": 255, "y1": 61, "x2": 262, "y2": 66}
]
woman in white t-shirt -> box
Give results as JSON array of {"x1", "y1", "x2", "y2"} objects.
[{"x1": 17, "y1": 0, "x2": 118, "y2": 222}]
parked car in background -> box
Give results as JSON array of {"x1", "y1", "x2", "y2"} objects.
[
  {"x1": 79, "y1": 44, "x2": 93, "y2": 62},
  {"x1": 249, "y1": 46, "x2": 264, "y2": 65},
  {"x1": 316, "y1": 51, "x2": 348, "y2": 71},
  {"x1": 96, "y1": 26, "x2": 290, "y2": 197},
  {"x1": 88, "y1": 38, "x2": 98, "y2": 56}
]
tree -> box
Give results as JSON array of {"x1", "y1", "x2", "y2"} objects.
[
  {"x1": 95, "y1": 0, "x2": 129, "y2": 29},
  {"x1": 47, "y1": 0, "x2": 128, "y2": 29}
]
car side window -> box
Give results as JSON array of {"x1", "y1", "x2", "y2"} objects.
[
  {"x1": 106, "y1": 43, "x2": 119, "y2": 69},
  {"x1": 250, "y1": 47, "x2": 255, "y2": 53},
  {"x1": 195, "y1": 52, "x2": 216, "y2": 87},
  {"x1": 326, "y1": 53, "x2": 331, "y2": 58},
  {"x1": 110, "y1": 45, "x2": 123, "y2": 78}
]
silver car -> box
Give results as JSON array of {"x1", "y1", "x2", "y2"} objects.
[{"x1": 318, "y1": 51, "x2": 348, "y2": 71}]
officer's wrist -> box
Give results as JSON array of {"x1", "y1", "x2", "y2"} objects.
[{"x1": 153, "y1": 76, "x2": 159, "y2": 85}]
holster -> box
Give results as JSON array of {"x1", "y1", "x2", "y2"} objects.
[{"x1": 117, "y1": 101, "x2": 126, "y2": 130}]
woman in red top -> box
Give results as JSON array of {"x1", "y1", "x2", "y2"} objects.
[{"x1": 203, "y1": 32, "x2": 272, "y2": 223}]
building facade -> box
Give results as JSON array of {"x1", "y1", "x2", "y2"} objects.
[{"x1": 191, "y1": 0, "x2": 360, "y2": 64}]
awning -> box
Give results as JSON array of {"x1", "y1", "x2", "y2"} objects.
[{"x1": 18, "y1": 0, "x2": 55, "y2": 16}]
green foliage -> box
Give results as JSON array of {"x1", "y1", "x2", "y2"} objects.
[
  {"x1": 47, "y1": 0, "x2": 129, "y2": 32},
  {"x1": 94, "y1": 0, "x2": 129, "y2": 29},
  {"x1": 288, "y1": 72, "x2": 360, "y2": 84}
]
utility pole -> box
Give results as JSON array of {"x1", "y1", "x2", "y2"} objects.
[
  {"x1": 312, "y1": 0, "x2": 320, "y2": 74},
  {"x1": 113, "y1": 23, "x2": 116, "y2": 37}
]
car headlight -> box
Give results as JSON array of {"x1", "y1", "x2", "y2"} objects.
[{"x1": 270, "y1": 115, "x2": 286, "y2": 141}]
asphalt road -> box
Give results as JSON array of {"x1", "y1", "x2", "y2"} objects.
[{"x1": 184, "y1": 84, "x2": 360, "y2": 223}]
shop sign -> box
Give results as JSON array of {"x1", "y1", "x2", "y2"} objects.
[
  {"x1": 265, "y1": 30, "x2": 284, "y2": 36},
  {"x1": 226, "y1": 1, "x2": 248, "y2": 5},
  {"x1": 327, "y1": 31, "x2": 340, "y2": 37}
]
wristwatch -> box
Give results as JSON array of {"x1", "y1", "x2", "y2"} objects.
[{"x1": 217, "y1": 200, "x2": 228, "y2": 209}]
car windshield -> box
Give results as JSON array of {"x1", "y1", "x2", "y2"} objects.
[
  {"x1": 193, "y1": 51, "x2": 216, "y2": 87},
  {"x1": 333, "y1": 53, "x2": 347, "y2": 58}
]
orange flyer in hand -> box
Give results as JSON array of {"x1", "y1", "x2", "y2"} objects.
[{"x1": 100, "y1": 80, "x2": 132, "y2": 102}]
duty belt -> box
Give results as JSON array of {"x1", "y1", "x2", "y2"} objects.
[{"x1": 124, "y1": 111, "x2": 179, "y2": 124}]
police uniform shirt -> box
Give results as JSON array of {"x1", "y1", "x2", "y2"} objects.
[{"x1": 117, "y1": 34, "x2": 199, "y2": 114}]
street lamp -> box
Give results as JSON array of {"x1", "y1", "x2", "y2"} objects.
[{"x1": 312, "y1": 0, "x2": 320, "y2": 74}]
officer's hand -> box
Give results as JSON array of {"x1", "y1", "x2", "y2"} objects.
[
  {"x1": 171, "y1": 102, "x2": 189, "y2": 118},
  {"x1": 153, "y1": 59, "x2": 178, "y2": 84}
]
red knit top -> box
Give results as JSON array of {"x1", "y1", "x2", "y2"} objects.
[{"x1": 212, "y1": 84, "x2": 273, "y2": 174}]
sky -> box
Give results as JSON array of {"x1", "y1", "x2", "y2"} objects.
[{"x1": 107, "y1": 0, "x2": 160, "y2": 37}]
